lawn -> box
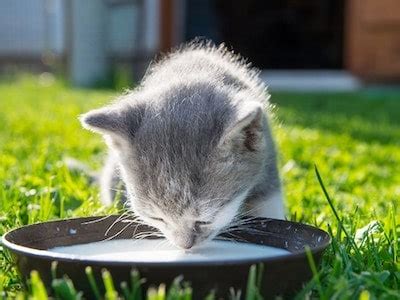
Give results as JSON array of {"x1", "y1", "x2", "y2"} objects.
[{"x1": 0, "y1": 77, "x2": 399, "y2": 299}]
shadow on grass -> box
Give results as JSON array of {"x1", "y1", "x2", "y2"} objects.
[{"x1": 271, "y1": 91, "x2": 400, "y2": 145}]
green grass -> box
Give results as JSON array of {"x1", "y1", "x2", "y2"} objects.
[{"x1": 0, "y1": 76, "x2": 399, "y2": 299}]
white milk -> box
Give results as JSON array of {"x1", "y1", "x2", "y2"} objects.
[{"x1": 50, "y1": 239, "x2": 290, "y2": 262}]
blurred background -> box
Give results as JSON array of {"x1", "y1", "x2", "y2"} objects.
[{"x1": 0, "y1": 0, "x2": 399, "y2": 90}]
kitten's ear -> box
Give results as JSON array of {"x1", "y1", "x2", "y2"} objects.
[
  {"x1": 80, "y1": 104, "x2": 143, "y2": 137},
  {"x1": 220, "y1": 102, "x2": 264, "y2": 152}
]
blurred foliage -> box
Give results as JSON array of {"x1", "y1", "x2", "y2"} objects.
[
  {"x1": 92, "y1": 65, "x2": 136, "y2": 91},
  {"x1": 271, "y1": 91, "x2": 400, "y2": 223}
]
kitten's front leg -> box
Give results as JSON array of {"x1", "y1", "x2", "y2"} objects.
[
  {"x1": 245, "y1": 190, "x2": 285, "y2": 219},
  {"x1": 100, "y1": 154, "x2": 127, "y2": 205}
]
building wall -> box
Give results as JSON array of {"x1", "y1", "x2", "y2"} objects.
[
  {"x1": 346, "y1": 0, "x2": 400, "y2": 80},
  {"x1": 108, "y1": 4, "x2": 140, "y2": 57},
  {"x1": 0, "y1": 0, "x2": 160, "y2": 84},
  {"x1": 0, "y1": 0, "x2": 64, "y2": 57}
]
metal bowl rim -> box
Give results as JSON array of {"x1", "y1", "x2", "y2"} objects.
[{"x1": 2, "y1": 215, "x2": 331, "y2": 267}]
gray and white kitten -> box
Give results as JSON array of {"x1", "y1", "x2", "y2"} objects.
[{"x1": 80, "y1": 43, "x2": 285, "y2": 249}]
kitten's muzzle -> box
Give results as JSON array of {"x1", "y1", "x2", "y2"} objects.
[
  {"x1": 177, "y1": 235, "x2": 195, "y2": 249},
  {"x1": 173, "y1": 230, "x2": 197, "y2": 249}
]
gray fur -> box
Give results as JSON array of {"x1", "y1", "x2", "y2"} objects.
[{"x1": 80, "y1": 42, "x2": 285, "y2": 249}]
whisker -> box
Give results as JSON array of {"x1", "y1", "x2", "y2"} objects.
[
  {"x1": 154, "y1": 239, "x2": 171, "y2": 250},
  {"x1": 104, "y1": 212, "x2": 134, "y2": 236},
  {"x1": 215, "y1": 236, "x2": 237, "y2": 243},
  {"x1": 81, "y1": 215, "x2": 113, "y2": 225},
  {"x1": 102, "y1": 222, "x2": 134, "y2": 241},
  {"x1": 224, "y1": 232, "x2": 249, "y2": 244},
  {"x1": 238, "y1": 228, "x2": 274, "y2": 236},
  {"x1": 120, "y1": 215, "x2": 147, "y2": 225},
  {"x1": 133, "y1": 232, "x2": 164, "y2": 240},
  {"x1": 227, "y1": 215, "x2": 266, "y2": 227},
  {"x1": 131, "y1": 223, "x2": 144, "y2": 238}
]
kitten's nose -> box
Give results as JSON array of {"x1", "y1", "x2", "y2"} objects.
[
  {"x1": 177, "y1": 235, "x2": 195, "y2": 249},
  {"x1": 181, "y1": 238, "x2": 195, "y2": 249}
]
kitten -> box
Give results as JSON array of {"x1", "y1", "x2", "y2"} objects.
[{"x1": 80, "y1": 42, "x2": 285, "y2": 249}]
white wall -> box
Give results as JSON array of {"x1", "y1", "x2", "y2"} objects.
[
  {"x1": 143, "y1": 0, "x2": 160, "y2": 52},
  {"x1": 70, "y1": 0, "x2": 108, "y2": 86},
  {"x1": 0, "y1": 0, "x2": 64, "y2": 56},
  {"x1": 0, "y1": 0, "x2": 161, "y2": 85},
  {"x1": 107, "y1": 3, "x2": 140, "y2": 56}
]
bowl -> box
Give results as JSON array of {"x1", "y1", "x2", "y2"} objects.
[{"x1": 2, "y1": 215, "x2": 330, "y2": 298}]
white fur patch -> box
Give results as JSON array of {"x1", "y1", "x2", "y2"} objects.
[
  {"x1": 212, "y1": 190, "x2": 249, "y2": 230},
  {"x1": 252, "y1": 191, "x2": 285, "y2": 219}
]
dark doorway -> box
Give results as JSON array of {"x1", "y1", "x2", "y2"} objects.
[{"x1": 185, "y1": 0, "x2": 345, "y2": 69}]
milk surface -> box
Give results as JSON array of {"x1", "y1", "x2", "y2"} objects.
[{"x1": 50, "y1": 239, "x2": 290, "y2": 262}]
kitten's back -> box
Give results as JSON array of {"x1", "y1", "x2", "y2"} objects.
[{"x1": 142, "y1": 44, "x2": 267, "y2": 103}]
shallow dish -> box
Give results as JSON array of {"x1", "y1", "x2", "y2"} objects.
[{"x1": 3, "y1": 215, "x2": 330, "y2": 298}]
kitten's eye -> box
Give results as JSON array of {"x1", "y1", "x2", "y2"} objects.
[
  {"x1": 149, "y1": 217, "x2": 164, "y2": 223},
  {"x1": 195, "y1": 221, "x2": 211, "y2": 226}
]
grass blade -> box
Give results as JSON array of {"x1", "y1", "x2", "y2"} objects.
[
  {"x1": 245, "y1": 265, "x2": 257, "y2": 300},
  {"x1": 314, "y1": 165, "x2": 362, "y2": 258},
  {"x1": 85, "y1": 266, "x2": 101, "y2": 300},
  {"x1": 52, "y1": 275, "x2": 82, "y2": 300},
  {"x1": 305, "y1": 246, "x2": 325, "y2": 300},
  {"x1": 30, "y1": 271, "x2": 48, "y2": 300},
  {"x1": 131, "y1": 269, "x2": 144, "y2": 300},
  {"x1": 102, "y1": 269, "x2": 118, "y2": 300}
]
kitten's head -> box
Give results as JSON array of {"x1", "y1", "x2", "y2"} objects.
[{"x1": 80, "y1": 87, "x2": 267, "y2": 249}]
